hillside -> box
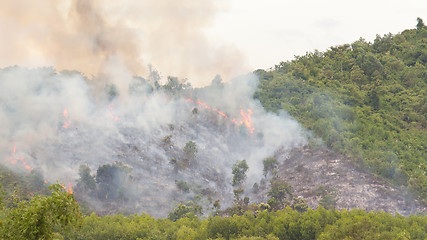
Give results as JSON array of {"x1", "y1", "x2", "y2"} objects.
[
  {"x1": 1, "y1": 22, "x2": 427, "y2": 240},
  {"x1": 254, "y1": 26, "x2": 427, "y2": 204}
]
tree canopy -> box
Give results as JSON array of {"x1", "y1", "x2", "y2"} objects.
[
  {"x1": 254, "y1": 25, "x2": 427, "y2": 204},
  {"x1": 0, "y1": 183, "x2": 82, "y2": 240}
]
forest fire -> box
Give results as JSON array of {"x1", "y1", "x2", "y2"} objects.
[
  {"x1": 109, "y1": 103, "x2": 120, "y2": 122},
  {"x1": 62, "y1": 109, "x2": 71, "y2": 129},
  {"x1": 186, "y1": 97, "x2": 228, "y2": 118},
  {"x1": 61, "y1": 182, "x2": 73, "y2": 194},
  {"x1": 67, "y1": 182, "x2": 73, "y2": 194},
  {"x1": 238, "y1": 109, "x2": 255, "y2": 134},
  {"x1": 186, "y1": 97, "x2": 255, "y2": 133},
  {"x1": 6, "y1": 143, "x2": 32, "y2": 171}
]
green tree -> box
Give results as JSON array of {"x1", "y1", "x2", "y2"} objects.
[
  {"x1": 268, "y1": 179, "x2": 292, "y2": 209},
  {"x1": 262, "y1": 157, "x2": 278, "y2": 177},
  {"x1": 176, "y1": 180, "x2": 191, "y2": 193},
  {"x1": 176, "y1": 225, "x2": 197, "y2": 240},
  {"x1": 105, "y1": 84, "x2": 119, "y2": 101},
  {"x1": 417, "y1": 17, "x2": 424, "y2": 30},
  {"x1": 232, "y1": 160, "x2": 249, "y2": 187},
  {"x1": 162, "y1": 134, "x2": 173, "y2": 146},
  {"x1": 168, "y1": 202, "x2": 201, "y2": 222},
  {"x1": 0, "y1": 184, "x2": 82, "y2": 240},
  {"x1": 77, "y1": 165, "x2": 96, "y2": 192},
  {"x1": 319, "y1": 194, "x2": 337, "y2": 210},
  {"x1": 95, "y1": 161, "x2": 132, "y2": 201},
  {"x1": 162, "y1": 76, "x2": 191, "y2": 94},
  {"x1": 350, "y1": 65, "x2": 366, "y2": 86},
  {"x1": 183, "y1": 141, "x2": 198, "y2": 159}
]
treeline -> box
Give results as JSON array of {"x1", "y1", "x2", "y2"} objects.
[
  {"x1": 0, "y1": 184, "x2": 81, "y2": 240},
  {"x1": 254, "y1": 21, "x2": 427, "y2": 203},
  {"x1": 1, "y1": 183, "x2": 426, "y2": 240},
  {"x1": 62, "y1": 207, "x2": 426, "y2": 240}
]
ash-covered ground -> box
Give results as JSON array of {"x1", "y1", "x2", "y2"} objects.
[
  {"x1": 0, "y1": 67, "x2": 306, "y2": 217},
  {"x1": 274, "y1": 146, "x2": 426, "y2": 216},
  {"x1": 1, "y1": 67, "x2": 425, "y2": 217}
]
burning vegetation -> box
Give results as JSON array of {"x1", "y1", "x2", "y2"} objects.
[
  {"x1": 0, "y1": 67, "x2": 307, "y2": 217},
  {"x1": 1, "y1": 65, "x2": 425, "y2": 217}
]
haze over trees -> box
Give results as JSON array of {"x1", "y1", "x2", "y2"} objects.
[
  {"x1": 255, "y1": 21, "x2": 427, "y2": 204},
  {"x1": 0, "y1": 19, "x2": 426, "y2": 240}
]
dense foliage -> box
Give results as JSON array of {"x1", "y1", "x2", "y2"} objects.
[
  {"x1": 2, "y1": 183, "x2": 426, "y2": 240},
  {"x1": 61, "y1": 207, "x2": 427, "y2": 240},
  {"x1": 0, "y1": 183, "x2": 82, "y2": 240},
  {"x1": 254, "y1": 25, "x2": 427, "y2": 203}
]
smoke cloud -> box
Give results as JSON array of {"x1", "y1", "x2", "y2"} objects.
[
  {"x1": 0, "y1": 66, "x2": 306, "y2": 216},
  {"x1": 0, "y1": 0, "x2": 304, "y2": 217},
  {"x1": 0, "y1": 0, "x2": 249, "y2": 86}
]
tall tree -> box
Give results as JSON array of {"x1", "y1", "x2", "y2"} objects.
[{"x1": 417, "y1": 17, "x2": 424, "y2": 30}]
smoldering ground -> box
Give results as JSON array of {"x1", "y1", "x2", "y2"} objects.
[
  {"x1": 0, "y1": 66, "x2": 307, "y2": 217},
  {"x1": 0, "y1": 0, "x2": 304, "y2": 216}
]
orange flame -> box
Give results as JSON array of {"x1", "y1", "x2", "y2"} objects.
[
  {"x1": 240, "y1": 109, "x2": 255, "y2": 134},
  {"x1": 67, "y1": 182, "x2": 73, "y2": 194},
  {"x1": 186, "y1": 97, "x2": 255, "y2": 133},
  {"x1": 61, "y1": 182, "x2": 73, "y2": 194},
  {"x1": 62, "y1": 109, "x2": 71, "y2": 129},
  {"x1": 186, "y1": 98, "x2": 229, "y2": 119},
  {"x1": 6, "y1": 143, "x2": 33, "y2": 171},
  {"x1": 109, "y1": 103, "x2": 120, "y2": 122}
]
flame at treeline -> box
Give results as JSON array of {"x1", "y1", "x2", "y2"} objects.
[
  {"x1": 186, "y1": 97, "x2": 255, "y2": 133},
  {"x1": 6, "y1": 143, "x2": 33, "y2": 171},
  {"x1": 108, "y1": 104, "x2": 120, "y2": 122},
  {"x1": 62, "y1": 109, "x2": 71, "y2": 129},
  {"x1": 2, "y1": 96, "x2": 255, "y2": 193},
  {"x1": 61, "y1": 182, "x2": 73, "y2": 194},
  {"x1": 7, "y1": 143, "x2": 73, "y2": 194}
]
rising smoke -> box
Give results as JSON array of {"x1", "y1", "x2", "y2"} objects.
[
  {"x1": 0, "y1": 66, "x2": 307, "y2": 216},
  {"x1": 0, "y1": 0, "x2": 306, "y2": 217},
  {"x1": 0, "y1": 0, "x2": 249, "y2": 86}
]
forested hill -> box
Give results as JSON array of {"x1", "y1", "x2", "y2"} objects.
[{"x1": 254, "y1": 24, "x2": 427, "y2": 204}]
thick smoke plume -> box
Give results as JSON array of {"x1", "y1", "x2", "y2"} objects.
[
  {"x1": 0, "y1": 0, "x2": 305, "y2": 217},
  {"x1": 0, "y1": 66, "x2": 306, "y2": 216},
  {"x1": 0, "y1": 0, "x2": 249, "y2": 86}
]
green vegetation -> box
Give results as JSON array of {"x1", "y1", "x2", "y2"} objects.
[
  {"x1": 0, "y1": 167, "x2": 49, "y2": 206},
  {"x1": 267, "y1": 179, "x2": 293, "y2": 209},
  {"x1": 58, "y1": 207, "x2": 426, "y2": 240},
  {"x1": 2, "y1": 183, "x2": 426, "y2": 240},
  {"x1": 232, "y1": 160, "x2": 249, "y2": 187},
  {"x1": 254, "y1": 24, "x2": 427, "y2": 203},
  {"x1": 183, "y1": 140, "x2": 198, "y2": 159},
  {"x1": 176, "y1": 180, "x2": 191, "y2": 193},
  {"x1": 263, "y1": 157, "x2": 278, "y2": 177},
  {"x1": 0, "y1": 183, "x2": 82, "y2": 240}
]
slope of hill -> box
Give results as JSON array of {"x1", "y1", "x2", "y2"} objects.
[
  {"x1": 254, "y1": 26, "x2": 427, "y2": 204},
  {"x1": 274, "y1": 145, "x2": 425, "y2": 215},
  {"x1": 1, "y1": 24, "x2": 426, "y2": 220}
]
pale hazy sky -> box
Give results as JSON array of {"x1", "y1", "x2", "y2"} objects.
[
  {"x1": 0, "y1": 0, "x2": 426, "y2": 83},
  {"x1": 208, "y1": 0, "x2": 427, "y2": 70}
]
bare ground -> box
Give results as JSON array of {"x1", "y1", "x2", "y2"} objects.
[{"x1": 274, "y1": 145, "x2": 426, "y2": 216}]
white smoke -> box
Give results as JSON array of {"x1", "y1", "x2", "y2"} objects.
[
  {"x1": 0, "y1": 0, "x2": 250, "y2": 86},
  {"x1": 0, "y1": 66, "x2": 306, "y2": 216}
]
